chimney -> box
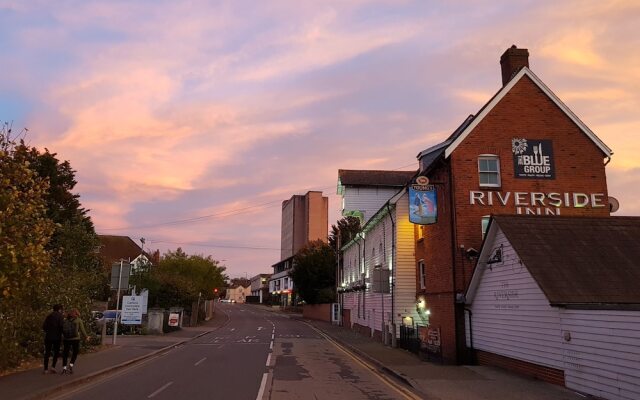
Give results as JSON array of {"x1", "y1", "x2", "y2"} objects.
[{"x1": 500, "y1": 45, "x2": 529, "y2": 86}]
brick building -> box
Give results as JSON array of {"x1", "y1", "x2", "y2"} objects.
[{"x1": 413, "y1": 46, "x2": 613, "y2": 364}]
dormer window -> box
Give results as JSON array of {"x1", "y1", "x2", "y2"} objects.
[{"x1": 478, "y1": 155, "x2": 501, "y2": 187}]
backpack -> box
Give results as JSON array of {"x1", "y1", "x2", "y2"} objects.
[{"x1": 63, "y1": 319, "x2": 78, "y2": 339}]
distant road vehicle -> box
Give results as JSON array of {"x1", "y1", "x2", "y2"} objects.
[{"x1": 93, "y1": 310, "x2": 122, "y2": 333}]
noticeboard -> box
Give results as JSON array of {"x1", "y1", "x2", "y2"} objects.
[{"x1": 121, "y1": 295, "x2": 143, "y2": 325}]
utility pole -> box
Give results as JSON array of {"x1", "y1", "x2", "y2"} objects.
[{"x1": 113, "y1": 259, "x2": 123, "y2": 345}]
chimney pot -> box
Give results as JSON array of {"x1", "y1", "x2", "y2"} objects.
[{"x1": 500, "y1": 45, "x2": 529, "y2": 86}]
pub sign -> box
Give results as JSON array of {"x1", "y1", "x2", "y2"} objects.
[
  {"x1": 409, "y1": 176, "x2": 437, "y2": 225},
  {"x1": 512, "y1": 138, "x2": 555, "y2": 179}
]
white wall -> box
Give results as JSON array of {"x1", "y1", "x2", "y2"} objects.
[
  {"x1": 342, "y1": 186, "x2": 402, "y2": 224},
  {"x1": 560, "y1": 309, "x2": 640, "y2": 400},
  {"x1": 467, "y1": 229, "x2": 564, "y2": 369},
  {"x1": 340, "y1": 191, "x2": 417, "y2": 337},
  {"x1": 468, "y1": 227, "x2": 640, "y2": 400}
]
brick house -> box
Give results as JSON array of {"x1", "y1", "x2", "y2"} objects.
[{"x1": 413, "y1": 46, "x2": 613, "y2": 364}]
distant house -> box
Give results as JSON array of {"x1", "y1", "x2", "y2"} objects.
[
  {"x1": 466, "y1": 216, "x2": 640, "y2": 400},
  {"x1": 97, "y1": 235, "x2": 156, "y2": 272},
  {"x1": 250, "y1": 274, "x2": 271, "y2": 304},
  {"x1": 227, "y1": 285, "x2": 251, "y2": 303}
]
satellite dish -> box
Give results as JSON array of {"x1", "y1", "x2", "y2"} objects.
[{"x1": 609, "y1": 196, "x2": 620, "y2": 213}]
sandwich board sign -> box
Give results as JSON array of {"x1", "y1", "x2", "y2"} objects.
[{"x1": 121, "y1": 295, "x2": 143, "y2": 325}]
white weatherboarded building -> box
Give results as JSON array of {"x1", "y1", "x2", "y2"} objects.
[
  {"x1": 340, "y1": 189, "x2": 418, "y2": 342},
  {"x1": 466, "y1": 215, "x2": 640, "y2": 400}
]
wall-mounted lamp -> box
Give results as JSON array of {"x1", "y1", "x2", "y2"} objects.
[{"x1": 465, "y1": 247, "x2": 479, "y2": 260}]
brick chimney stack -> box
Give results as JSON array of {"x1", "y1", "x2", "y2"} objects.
[{"x1": 500, "y1": 45, "x2": 529, "y2": 86}]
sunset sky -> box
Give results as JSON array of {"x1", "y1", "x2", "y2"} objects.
[{"x1": 2, "y1": 1, "x2": 639, "y2": 278}]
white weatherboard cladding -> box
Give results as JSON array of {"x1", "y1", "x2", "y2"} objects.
[
  {"x1": 560, "y1": 309, "x2": 640, "y2": 400},
  {"x1": 468, "y1": 227, "x2": 640, "y2": 400},
  {"x1": 342, "y1": 186, "x2": 403, "y2": 224},
  {"x1": 467, "y1": 229, "x2": 564, "y2": 369},
  {"x1": 340, "y1": 191, "x2": 418, "y2": 336}
]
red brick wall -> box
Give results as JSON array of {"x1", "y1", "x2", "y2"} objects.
[
  {"x1": 416, "y1": 75, "x2": 610, "y2": 365},
  {"x1": 451, "y1": 76, "x2": 610, "y2": 293},
  {"x1": 475, "y1": 349, "x2": 565, "y2": 386},
  {"x1": 303, "y1": 304, "x2": 332, "y2": 322}
]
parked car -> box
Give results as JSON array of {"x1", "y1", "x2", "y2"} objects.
[{"x1": 93, "y1": 310, "x2": 122, "y2": 334}]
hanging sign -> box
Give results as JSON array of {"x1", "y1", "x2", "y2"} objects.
[
  {"x1": 409, "y1": 176, "x2": 437, "y2": 225},
  {"x1": 512, "y1": 138, "x2": 555, "y2": 179}
]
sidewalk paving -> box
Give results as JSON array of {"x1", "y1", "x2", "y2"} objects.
[
  {"x1": 254, "y1": 305, "x2": 583, "y2": 400},
  {"x1": 302, "y1": 318, "x2": 585, "y2": 400},
  {"x1": 0, "y1": 312, "x2": 228, "y2": 400}
]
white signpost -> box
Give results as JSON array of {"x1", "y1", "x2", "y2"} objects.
[{"x1": 121, "y1": 295, "x2": 143, "y2": 325}]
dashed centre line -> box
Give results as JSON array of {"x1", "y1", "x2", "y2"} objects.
[{"x1": 148, "y1": 381, "x2": 173, "y2": 398}]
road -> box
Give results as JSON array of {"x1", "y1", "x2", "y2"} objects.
[{"x1": 55, "y1": 304, "x2": 416, "y2": 400}]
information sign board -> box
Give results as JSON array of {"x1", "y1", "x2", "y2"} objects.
[{"x1": 121, "y1": 295, "x2": 143, "y2": 325}]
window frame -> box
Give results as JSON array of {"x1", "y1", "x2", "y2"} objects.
[
  {"x1": 478, "y1": 154, "x2": 501, "y2": 187},
  {"x1": 481, "y1": 215, "x2": 491, "y2": 238},
  {"x1": 418, "y1": 259, "x2": 426, "y2": 290}
]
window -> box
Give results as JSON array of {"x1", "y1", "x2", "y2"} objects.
[
  {"x1": 481, "y1": 215, "x2": 491, "y2": 238},
  {"x1": 478, "y1": 155, "x2": 501, "y2": 187},
  {"x1": 416, "y1": 225, "x2": 424, "y2": 240},
  {"x1": 418, "y1": 260, "x2": 426, "y2": 290}
]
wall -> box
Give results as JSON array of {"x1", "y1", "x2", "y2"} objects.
[
  {"x1": 342, "y1": 186, "x2": 403, "y2": 224},
  {"x1": 303, "y1": 303, "x2": 332, "y2": 322},
  {"x1": 560, "y1": 309, "x2": 640, "y2": 400},
  {"x1": 467, "y1": 229, "x2": 564, "y2": 372},
  {"x1": 339, "y1": 193, "x2": 417, "y2": 340},
  {"x1": 418, "y1": 73, "x2": 611, "y2": 363}
]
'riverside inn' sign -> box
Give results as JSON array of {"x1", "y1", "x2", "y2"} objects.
[{"x1": 469, "y1": 191, "x2": 607, "y2": 215}]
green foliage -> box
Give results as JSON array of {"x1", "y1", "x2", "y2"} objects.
[
  {"x1": 329, "y1": 216, "x2": 361, "y2": 251},
  {"x1": 133, "y1": 248, "x2": 228, "y2": 309},
  {"x1": 290, "y1": 240, "x2": 336, "y2": 304},
  {"x1": 0, "y1": 124, "x2": 100, "y2": 369}
]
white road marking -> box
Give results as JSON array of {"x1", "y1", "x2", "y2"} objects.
[
  {"x1": 258, "y1": 326, "x2": 264, "y2": 330},
  {"x1": 148, "y1": 381, "x2": 173, "y2": 398},
  {"x1": 266, "y1": 353, "x2": 271, "y2": 366},
  {"x1": 269, "y1": 341, "x2": 274, "y2": 350},
  {"x1": 256, "y1": 373, "x2": 268, "y2": 400},
  {"x1": 230, "y1": 328, "x2": 235, "y2": 332},
  {"x1": 194, "y1": 357, "x2": 206, "y2": 366}
]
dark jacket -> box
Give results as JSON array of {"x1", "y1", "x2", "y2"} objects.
[
  {"x1": 64, "y1": 317, "x2": 88, "y2": 341},
  {"x1": 43, "y1": 311, "x2": 64, "y2": 341}
]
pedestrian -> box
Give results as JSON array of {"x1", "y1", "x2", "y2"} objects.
[
  {"x1": 42, "y1": 304, "x2": 64, "y2": 374},
  {"x1": 61, "y1": 309, "x2": 90, "y2": 374}
]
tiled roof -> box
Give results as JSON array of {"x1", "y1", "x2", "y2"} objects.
[
  {"x1": 338, "y1": 169, "x2": 416, "y2": 187},
  {"x1": 97, "y1": 235, "x2": 143, "y2": 265},
  {"x1": 494, "y1": 215, "x2": 640, "y2": 306}
]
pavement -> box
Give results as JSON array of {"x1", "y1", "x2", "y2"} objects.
[
  {"x1": 261, "y1": 306, "x2": 586, "y2": 400},
  {"x1": 1, "y1": 305, "x2": 585, "y2": 400},
  {"x1": 0, "y1": 312, "x2": 229, "y2": 400}
]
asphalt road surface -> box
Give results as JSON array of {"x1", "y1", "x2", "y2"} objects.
[{"x1": 55, "y1": 304, "x2": 416, "y2": 400}]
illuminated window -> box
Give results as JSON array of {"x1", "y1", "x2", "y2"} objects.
[
  {"x1": 481, "y1": 215, "x2": 491, "y2": 237},
  {"x1": 416, "y1": 225, "x2": 424, "y2": 240},
  {"x1": 478, "y1": 155, "x2": 500, "y2": 187},
  {"x1": 418, "y1": 260, "x2": 426, "y2": 290}
]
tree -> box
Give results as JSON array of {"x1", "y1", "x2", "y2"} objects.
[
  {"x1": 0, "y1": 125, "x2": 55, "y2": 368},
  {"x1": 0, "y1": 123, "x2": 102, "y2": 369},
  {"x1": 329, "y1": 216, "x2": 361, "y2": 252},
  {"x1": 136, "y1": 248, "x2": 228, "y2": 309},
  {"x1": 290, "y1": 240, "x2": 336, "y2": 304}
]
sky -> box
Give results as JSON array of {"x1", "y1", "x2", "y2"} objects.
[{"x1": 2, "y1": 0, "x2": 639, "y2": 279}]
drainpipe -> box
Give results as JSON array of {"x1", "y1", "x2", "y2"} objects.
[
  {"x1": 464, "y1": 308, "x2": 475, "y2": 364},
  {"x1": 449, "y1": 164, "x2": 461, "y2": 362},
  {"x1": 386, "y1": 203, "x2": 397, "y2": 348}
]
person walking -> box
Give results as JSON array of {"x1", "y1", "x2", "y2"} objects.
[
  {"x1": 42, "y1": 304, "x2": 64, "y2": 374},
  {"x1": 61, "y1": 309, "x2": 90, "y2": 374}
]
